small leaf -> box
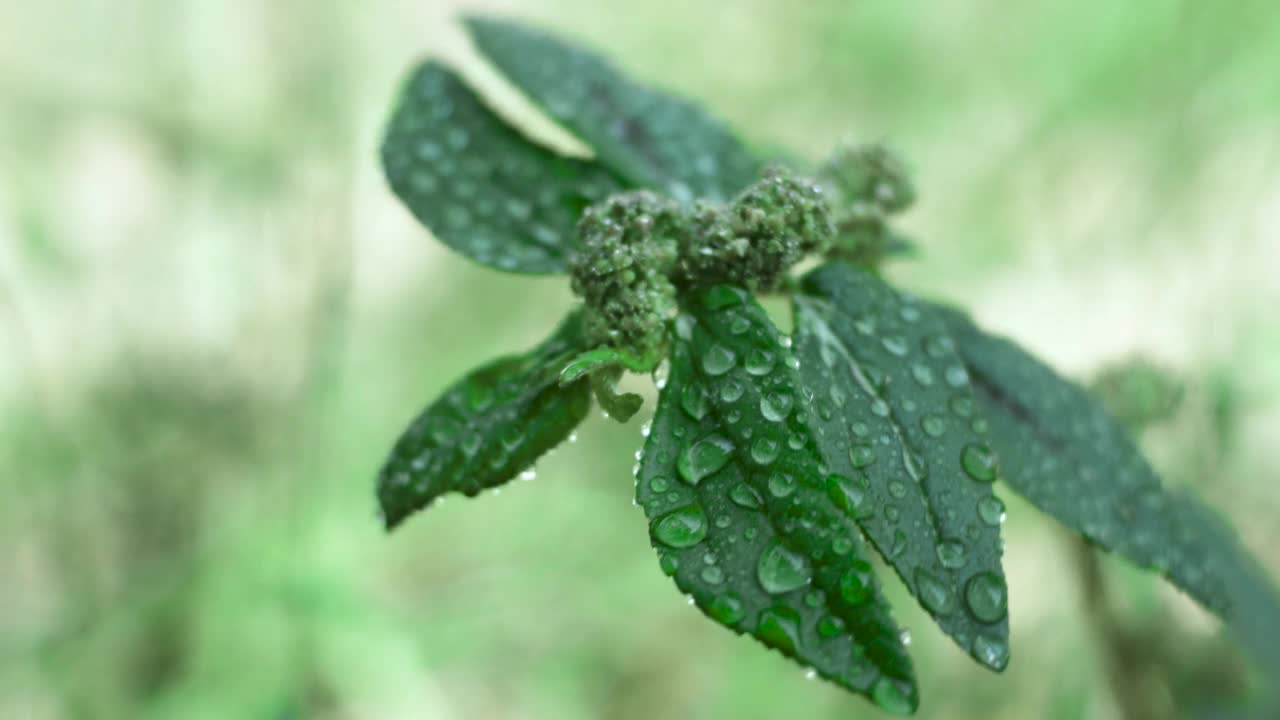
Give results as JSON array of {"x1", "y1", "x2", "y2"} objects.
[
  {"x1": 381, "y1": 61, "x2": 624, "y2": 274},
  {"x1": 794, "y1": 262, "x2": 1010, "y2": 671},
  {"x1": 377, "y1": 311, "x2": 591, "y2": 528},
  {"x1": 465, "y1": 16, "x2": 762, "y2": 202},
  {"x1": 637, "y1": 285, "x2": 918, "y2": 714},
  {"x1": 937, "y1": 307, "x2": 1228, "y2": 615}
]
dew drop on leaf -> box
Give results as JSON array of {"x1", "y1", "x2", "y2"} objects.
[
  {"x1": 756, "y1": 605, "x2": 803, "y2": 655},
  {"x1": 838, "y1": 559, "x2": 875, "y2": 605},
  {"x1": 936, "y1": 540, "x2": 968, "y2": 569},
  {"x1": 977, "y1": 496, "x2": 1006, "y2": 526},
  {"x1": 654, "y1": 504, "x2": 709, "y2": 548},
  {"x1": 757, "y1": 540, "x2": 813, "y2": 594},
  {"x1": 872, "y1": 677, "x2": 915, "y2": 716},
  {"x1": 729, "y1": 482, "x2": 764, "y2": 509},
  {"x1": 914, "y1": 568, "x2": 954, "y2": 615},
  {"x1": 677, "y1": 434, "x2": 734, "y2": 485},
  {"x1": 972, "y1": 633, "x2": 1010, "y2": 671},
  {"x1": 708, "y1": 592, "x2": 745, "y2": 626},
  {"x1": 964, "y1": 571, "x2": 1008, "y2": 623},
  {"x1": 961, "y1": 443, "x2": 998, "y2": 483},
  {"x1": 701, "y1": 343, "x2": 738, "y2": 376}
]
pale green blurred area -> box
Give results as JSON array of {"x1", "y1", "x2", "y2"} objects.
[{"x1": 2, "y1": 1, "x2": 1279, "y2": 718}]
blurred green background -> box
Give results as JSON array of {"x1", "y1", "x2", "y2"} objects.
[{"x1": 2, "y1": 1, "x2": 1278, "y2": 718}]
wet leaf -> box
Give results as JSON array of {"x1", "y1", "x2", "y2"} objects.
[
  {"x1": 381, "y1": 61, "x2": 624, "y2": 273},
  {"x1": 937, "y1": 307, "x2": 1227, "y2": 615},
  {"x1": 794, "y1": 262, "x2": 1010, "y2": 671},
  {"x1": 465, "y1": 16, "x2": 762, "y2": 203},
  {"x1": 377, "y1": 311, "x2": 591, "y2": 529},
  {"x1": 637, "y1": 284, "x2": 917, "y2": 714}
]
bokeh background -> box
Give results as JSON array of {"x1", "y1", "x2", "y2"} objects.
[{"x1": 2, "y1": 1, "x2": 1278, "y2": 718}]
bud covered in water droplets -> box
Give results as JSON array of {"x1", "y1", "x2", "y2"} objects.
[
  {"x1": 677, "y1": 168, "x2": 834, "y2": 291},
  {"x1": 570, "y1": 191, "x2": 684, "y2": 356}
]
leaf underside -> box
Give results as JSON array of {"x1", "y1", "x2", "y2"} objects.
[
  {"x1": 937, "y1": 307, "x2": 1227, "y2": 615},
  {"x1": 377, "y1": 311, "x2": 591, "y2": 529},
  {"x1": 465, "y1": 16, "x2": 763, "y2": 203},
  {"x1": 637, "y1": 284, "x2": 918, "y2": 715},
  {"x1": 381, "y1": 61, "x2": 625, "y2": 274},
  {"x1": 794, "y1": 261, "x2": 1011, "y2": 671}
]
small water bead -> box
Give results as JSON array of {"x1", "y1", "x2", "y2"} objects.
[
  {"x1": 972, "y1": 633, "x2": 1010, "y2": 671},
  {"x1": 922, "y1": 335, "x2": 955, "y2": 359},
  {"x1": 701, "y1": 566, "x2": 725, "y2": 584},
  {"x1": 914, "y1": 568, "x2": 954, "y2": 615},
  {"x1": 760, "y1": 392, "x2": 794, "y2": 422},
  {"x1": 944, "y1": 365, "x2": 969, "y2": 388},
  {"x1": 707, "y1": 593, "x2": 745, "y2": 625},
  {"x1": 767, "y1": 472, "x2": 797, "y2": 498},
  {"x1": 884, "y1": 506, "x2": 901, "y2": 523},
  {"x1": 745, "y1": 349, "x2": 776, "y2": 375},
  {"x1": 971, "y1": 417, "x2": 990, "y2": 435},
  {"x1": 827, "y1": 473, "x2": 871, "y2": 517},
  {"x1": 757, "y1": 540, "x2": 813, "y2": 594},
  {"x1": 921, "y1": 415, "x2": 947, "y2": 437},
  {"x1": 855, "y1": 315, "x2": 876, "y2": 335},
  {"x1": 649, "y1": 477, "x2": 670, "y2": 494},
  {"x1": 872, "y1": 677, "x2": 915, "y2": 716},
  {"x1": 803, "y1": 590, "x2": 824, "y2": 608},
  {"x1": 936, "y1": 540, "x2": 968, "y2": 569},
  {"x1": 653, "y1": 504, "x2": 708, "y2": 548},
  {"x1": 850, "y1": 421, "x2": 870, "y2": 438},
  {"x1": 899, "y1": 629, "x2": 912, "y2": 646},
  {"x1": 888, "y1": 480, "x2": 908, "y2": 499},
  {"x1": 744, "y1": 527, "x2": 759, "y2": 541},
  {"x1": 714, "y1": 514, "x2": 733, "y2": 529},
  {"x1": 730, "y1": 483, "x2": 764, "y2": 509},
  {"x1": 965, "y1": 572, "x2": 1008, "y2": 623},
  {"x1": 701, "y1": 343, "x2": 738, "y2": 376},
  {"x1": 961, "y1": 443, "x2": 998, "y2": 483},
  {"x1": 977, "y1": 496, "x2": 1006, "y2": 526},
  {"x1": 900, "y1": 305, "x2": 922, "y2": 323},
  {"x1": 751, "y1": 437, "x2": 781, "y2": 465},
  {"x1": 720, "y1": 378, "x2": 746, "y2": 403},
  {"x1": 849, "y1": 444, "x2": 876, "y2": 468},
  {"x1": 678, "y1": 434, "x2": 734, "y2": 484},
  {"x1": 729, "y1": 316, "x2": 751, "y2": 335},
  {"x1": 838, "y1": 559, "x2": 875, "y2": 605},
  {"x1": 756, "y1": 605, "x2": 802, "y2": 655},
  {"x1": 910, "y1": 363, "x2": 934, "y2": 386},
  {"x1": 817, "y1": 615, "x2": 845, "y2": 637},
  {"x1": 787, "y1": 432, "x2": 806, "y2": 450},
  {"x1": 881, "y1": 335, "x2": 909, "y2": 357},
  {"x1": 659, "y1": 554, "x2": 679, "y2": 576},
  {"x1": 832, "y1": 536, "x2": 854, "y2": 555},
  {"x1": 889, "y1": 530, "x2": 908, "y2": 557},
  {"x1": 870, "y1": 399, "x2": 891, "y2": 418},
  {"x1": 949, "y1": 394, "x2": 974, "y2": 418}
]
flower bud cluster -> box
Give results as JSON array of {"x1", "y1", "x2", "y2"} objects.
[{"x1": 818, "y1": 144, "x2": 916, "y2": 262}]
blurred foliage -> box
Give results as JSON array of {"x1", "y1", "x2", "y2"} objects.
[{"x1": 2, "y1": 1, "x2": 1278, "y2": 719}]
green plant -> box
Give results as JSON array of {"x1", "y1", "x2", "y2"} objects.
[{"x1": 375, "y1": 16, "x2": 1279, "y2": 716}]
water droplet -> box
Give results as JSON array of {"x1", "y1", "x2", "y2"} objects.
[
  {"x1": 936, "y1": 540, "x2": 968, "y2": 569},
  {"x1": 720, "y1": 378, "x2": 745, "y2": 403},
  {"x1": 756, "y1": 605, "x2": 802, "y2": 655},
  {"x1": 888, "y1": 480, "x2": 907, "y2": 499},
  {"x1": 870, "y1": 399, "x2": 891, "y2": 417},
  {"x1": 827, "y1": 473, "x2": 871, "y2": 517},
  {"x1": 703, "y1": 285, "x2": 746, "y2": 310},
  {"x1": 707, "y1": 592, "x2": 745, "y2": 625},
  {"x1": 681, "y1": 385, "x2": 709, "y2": 420},
  {"x1": 653, "y1": 504, "x2": 708, "y2": 548},
  {"x1": 751, "y1": 437, "x2": 781, "y2": 465},
  {"x1": 730, "y1": 483, "x2": 763, "y2": 509},
  {"x1": 910, "y1": 363, "x2": 934, "y2": 386},
  {"x1": 817, "y1": 616, "x2": 845, "y2": 637},
  {"x1": 872, "y1": 677, "x2": 915, "y2": 716},
  {"x1": 849, "y1": 445, "x2": 876, "y2": 468},
  {"x1": 944, "y1": 365, "x2": 969, "y2": 388},
  {"x1": 678, "y1": 434, "x2": 734, "y2": 485},
  {"x1": 961, "y1": 444, "x2": 998, "y2": 483},
  {"x1": 767, "y1": 472, "x2": 796, "y2": 498},
  {"x1": 745, "y1": 349, "x2": 776, "y2": 376},
  {"x1": 701, "y1": 344, "x2": 737, "y2": 376},
  {"x1": 965, "y1": 572, "x2": 1008, "y2": 622},
  {"x1": 972, "y1": 633, "x2": 1009, "y2": 670},
  {"x1": 649, "y1": 477, "x2": 670, "y2": 494},
  {"x1": 757, "y1": 540, "x2": 812, "y2": 594},
  {"x1": 881, "y1": 335, "x2": 909, "y2": 356},
  {"x1": 914, "y1": 568, "x2": 954, "y2": 614},
  {"x1": 920, "y1": 415, "x2": 946, "y2": 437},
  {"x1": 977, "y1": 496, "x2": 1006, "y2": 526},
  {"x1": 760, "y1": 392, "x2": 794, "y2": 422},
  {"x1": 949, "y1": 394, "x2": 974, "y2": 418},
  {"x1": 838, "y1": 559, "x2": 874, "y2": 605},
  {"x1": 659, "y1": 553, "x2": 679, "y2": 576},
  {"x1": 832, "y1": 536, "x2": 854, "y2": 555},
  {"x1": 701, "y1": 566, "x2": 725, "y2": 584}
]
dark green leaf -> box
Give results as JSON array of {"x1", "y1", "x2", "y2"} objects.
[
  {"x1": 794, "y1": 262, "x2": 1010, "y2": 672},
  {"x1": 937, "y1": 307, "x2": 1227, "y2": 615},
  {"x1": 377, "y1": 311, "x2": 591, "y2": 529},
  {"x1": 465, "y1": 16, "x2": 762, "y2": 202},
  {"x1": 637, "y1": 284, "x2": 917, "y2": 715},
  {"x1": 381, "y1": 61, "x2": 624, "y2": 273}
]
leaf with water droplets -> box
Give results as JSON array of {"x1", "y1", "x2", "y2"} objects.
[
  {"x1": 381, "y1": 61, "x2": 624, "y2": 273},
  {"x1": 937, "y1": 306, "x2": 1230, "y2": 616},
  {"x1": 377, "y1": 311, "x2": 591, "y2": 528},
  {"x1": 465, "y1": 16, "x2": 762, "y2": 203},
  {"x1": 793, "y1": 262, "x2": 1010, "y2": 672},
  {"x1": 637, "y1": 284, "x2": 917, "y2": 714}
]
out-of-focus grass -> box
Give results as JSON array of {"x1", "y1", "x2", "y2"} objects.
[{"x1": 1, "y1": 1, "x2": 1277, "y2": 718}]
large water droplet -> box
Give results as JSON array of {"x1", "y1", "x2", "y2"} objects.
[
  {"x1": 914, "y1": 568, "x2": 954, "y2": 615},
  {"x1": 701, "y1": 343, "x2": 737, "y2": 376},
  {"x1": 961, "y1": 444, "x2": 998, "y2": 483},
  {"x1": 751, "y1": 437, "x2": 781, "y2": 465},
  {"x1": 850, "y1": 444, "x2": 876, "y2": 468},
  {"x1": 756, "y1": 605, "x2": 802, "y2": 655},
  {"x1": 707, "y1": 592, "x2": 745, "y2": 625},
  {"x1": 653, "y1": 504, "x2": 708, "y2": 548},
  {"x1": 678, "y1": 434, "x2": 734, "y2": 484},
  {"x1": 767, "y1": 472, "x2": 796, "y2": 498},
  {"x1": 965, "y1": 571, "x2": 1008, "y2": 622},
  {"x1": 872, "y1": 677, "x2": 915, "y2": 716},
  {"x1": 720, "y1": 378, "x2": 745, "y2": 403},
  {"x1": 760, "y1": 391, "x2": 794, "y2": 422},
  {"x1": 757, "y1": 540, "x2": 812, "y2": 594},
  {"x1": 730, "y1": 483, "x2": 763, "y2": 509},
  {"x1": 972, "y1": 633, "x2": 1009, "y2": 670},
  {"x1": 977, "y1": 496, "x2": 1006, "y2": 526},
  {"x1": 838, "y1": 559, "x2": 874, "y2": 605}
]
